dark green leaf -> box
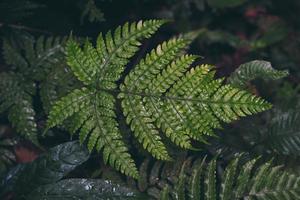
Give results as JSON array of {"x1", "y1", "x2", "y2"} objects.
[
  {"x1": 29, "y1": 178, "x2": 146, "y2": 200},
  {"x1": 2, "y1": 141, "x2": 89, "y2": 196}
]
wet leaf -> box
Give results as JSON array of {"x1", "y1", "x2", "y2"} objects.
[
  {"x1": 29, "y1": 178, "x2": 146, "y2": 200},
  {"x1": 1, "y1": 141, "x2": 89, "y2": 197}
]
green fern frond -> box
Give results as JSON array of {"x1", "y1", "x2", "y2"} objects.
[
  {"x1": 1, "y1": 35, "x2": 69, "y2": 145},
  {"x1": 3, "y1": 36, "x2": 66, "y2": 81},
  {"x1": 0, "y1": 72, "x2": 38, "y2": 145},
  {"x1": 228, "y1": 60, "x2": 289, "y2": 88},
  {"x1": 47, "y1": 20, "x2": 272, "y2": 178},
  {"x1": 160, "y1": 156, "x2": 300, "y2": 200},
  {"x1": 266, "y1": 110, "x2": 300, "y2": 155}
]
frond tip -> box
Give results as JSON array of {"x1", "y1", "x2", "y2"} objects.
[{"x1": 228, "y1": 60, "x2": 289, "y2": 88}]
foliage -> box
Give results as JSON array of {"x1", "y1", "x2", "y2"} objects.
[
  {"x1": 0, "y1": 141, "x2": 145, "y2": 199},
  {"x1": 80, "y1": 0, "x2": 105, "y2": 24},
  {"x1": 1, "y1": 141, "x2": 89, "y2": 198},
  {"x1": 30, "y1": 178, "x2": 145, "y2": 200},
  {"x1": 0, "y1": 35, "x2": 68, "y2": 145},
  {"x1": 206, "y1": 0, "x2": 246, "y2": 8},
  {"x1": 228, "y1": 60, "x2": 289, "y2": 88},
  {"x1": 0, "y1": 72, "x2": 38, "y2": 145},
  {"x1": 160, "y1": 155, "x2": 300, "y2": 200},
  {"x1": 0, "y1": 126, "x2": 16, "y2": 179},
  {"x1": 0, "y1": 0, "x2": 44, "y2": 23},
  {"x1": 46, "y1": 20, "x2": 271, "y2": 178},
  {"x1": 264, "y1": 110, "x2": 300, "y2": 156}
]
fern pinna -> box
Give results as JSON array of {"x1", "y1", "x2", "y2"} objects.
[{"x1": 46, "y1": 20, "x2": 272, "y2": 178}]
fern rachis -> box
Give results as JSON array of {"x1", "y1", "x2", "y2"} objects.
[{"x1": 46, "y1": 19, "x2": 272, "y2": 178}]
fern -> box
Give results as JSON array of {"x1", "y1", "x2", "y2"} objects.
[
  {"x1": 266, "y1": 110, "x2": 300, "y2": 155},
  {"x1": 160, "y1": 156, "x2": 300, "y2": 200},
  {"x1": 212, "y1": 109, "x2": 300, "y2": 157},
  {"x1": 228, "y1": 60, "x2": 289, "y2": 88},
  {"x1": 80, "y1": 0, "x2": 105, "y2": 24},
  {"x1": 0, "y1": 35, "x2": 68, "y2": 145},
  {"x1": 0, "y1": 126, "x2": 16, "y2": 178},
  {"x1": 0, "y1": 72, "x2": 38, "y2": 145},
  {"x1": 46, "y1": 20, "x2": 272, "y2": 178},
  {"x1": 46, "y1": 20, "x2": 166, "y2": 178},
  {"x1": 40, "y1": 63, "x2": 79, "y2": 114},
  {"x1": 3, "y1": 36, "x2": 67, "y2": 81},
  {"x1": 120, "y1": 48, "x2": 272, "y2": 153}
]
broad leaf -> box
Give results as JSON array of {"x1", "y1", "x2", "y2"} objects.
[
  {"x1": 29, "y1": 178, "x2": 146, "y2": 200},
  {"x1": 1, "y1": 141, "x2": 89, "y2": 197}
]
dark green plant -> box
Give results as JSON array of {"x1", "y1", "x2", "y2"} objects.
[
  {"x1": 0, "y1": 35, "x2": 68, "y2": 145},
  {"x1": 228, "y1": 60, "x2": 289, "y2": 88},
  {"x1": 1, "y1": 141, "x2": 144, "y2": 199},
  {"x1": 0, "y1": 126, "x2": 16, "y2": 178},
  {"x1": 30, "y1": 178, "x2": 144, "y2": 200},
  {"x1": 1, "y1": 141, "x2": 89, "y2": 198},
  {"x1": 80, "y1": 0, "x2": 105, "y2": 24},
  {"x1": 45, "y1": 20, "x2": 272, "y2": 178},
  {"x1": 265, "y1": 110, "x2": 300, "y2": 155},
  {"x1": 0, "y1": 0, "x2": 44, "y2": 24},
  {"x1": 160, "y1": 156, "x2": 300, "y2": 200}
]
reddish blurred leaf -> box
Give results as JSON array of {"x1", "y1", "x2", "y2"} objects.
[{"x1": 14, "y1": 145, "x2": 39, "y2": 163}]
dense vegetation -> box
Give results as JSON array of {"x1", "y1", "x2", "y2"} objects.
[{"x1": 0, "y1": 0, "x2": 299, "y2": 199}]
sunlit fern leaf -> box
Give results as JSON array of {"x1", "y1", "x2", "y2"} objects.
[
  {"x1": 0, "y1": 72, "x2": 38, "y2": 145},
  {"x1": 121, "y1": 61, "x2": 272, "y2": 156},
  {"x1": 266, "y1": 110, "x2": 300, "y2": 155},
  {"x1": 3, "y1": 36, "x2": 66, "y2": 81},
  {"x1": 47, "y1": 20, "x2": 272, "y2": 178},
  {"x1": 160, "y1": 156, "x2": 300, "y2": 200},
  {"x1": 228, "y1": 60, "x2": 289, "y2": 88},
  {"x1": 46, "y1": 20, "x2": 166, "y2": 178}
]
